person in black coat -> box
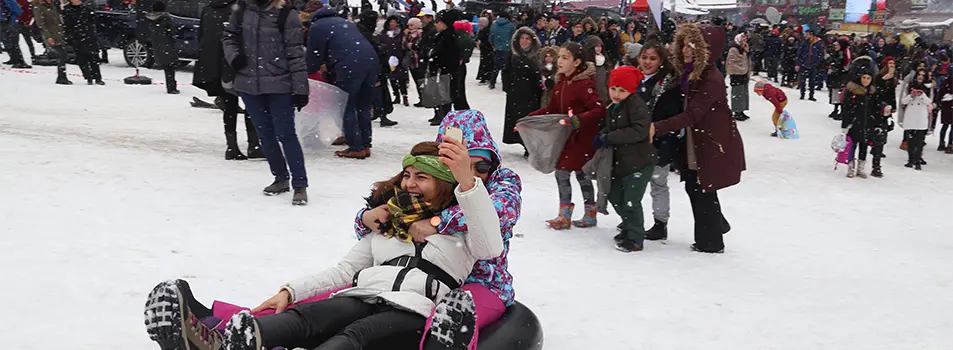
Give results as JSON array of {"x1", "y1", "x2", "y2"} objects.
[
  {"x1": 357, "y1": 9, "x2": 397, "y2": 127},
  {"x1": 501, "y1": 27, "x2": 542, "y2": 155},
  {"x1": 762, "y1": 29, "x2": 782, "y2": 82},
  {"x1": 379, "y1": 15, "x2": 408, "y2": 106},
  {"x1": 634, "y1": 40, "x2": 682, "y2": 241},
  {"x1": 840, "y1": 56, "x2": 883, "y2": 178},
  {"x1": 147, "y1": 1, "x2": 180, "y2": 94},
  {"x1": 781, "y1": 35, "x2": 798, "y2": 87},
  {"x1": 193, "y1": 0, "x2": 262, "y2": 160},
  {"x1": 826, "y1": 39, "x2": 851, "y2": 120},
  {"x1": 62, "y1": 0, "x2": 102, "y2": 85},
  {"x1": 476, "y1": 17, "x2": 493, "y2": 84},
  {"x1": 425, "y1": 9, "x2": 462, "y2": 126}
]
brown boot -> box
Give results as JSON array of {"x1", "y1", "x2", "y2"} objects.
[{"x1": 335, "y1": 148, "x2": 370, "y2": 159}]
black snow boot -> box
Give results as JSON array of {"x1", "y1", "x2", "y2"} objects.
[
  {"x1": 263, "y1": 180, "x2": 290, "y2": 196},
  {"x1": 223, "y1": 311, "x2": 261, "y2": 350},
  {"x1": 55, "y1": 67, "x2": 72, "y2": 85},
  {"x1": 615, "y1": 238, "x2": 644, "y2": 253},
  {"x1": 828, "y1": 106, "x2": 840, "y2": 119},
  {"x1": 145, "y1": 279, "x2": 221, "y2": 350},
  {"x1": 644, "y1": 219, "x2": 668, "y2": 241},
  {"x1": 423, "y1": 289, "x2": 477, "y2": 350},
  {"x1": 871, "y1": 157, "x2": 883, "y2": 178},
  {"x1": 379, "y1": 115, "x2": 398, "y2": 127},
  {"x1": 224, "y1": 132, "x2": 247, "y2": 160}
]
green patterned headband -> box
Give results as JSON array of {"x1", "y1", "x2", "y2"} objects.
[{"x1": 402, "y1": 155, "x2": 457, "y2": 184}]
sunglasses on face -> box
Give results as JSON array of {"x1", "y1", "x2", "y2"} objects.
[{"x1": 474, "y1": 160, "x2": 493, "y2": 174}]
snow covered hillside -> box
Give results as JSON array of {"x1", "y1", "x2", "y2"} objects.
[{"x1": 1, "y1": 49, "x2": 952, "y2": 349}]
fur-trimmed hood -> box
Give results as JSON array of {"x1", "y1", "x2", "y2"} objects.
[
  {"x1": 556, "y1": 62, "x2": 596, "y2": 83},
  {"x1": 846, "y1": 81, "x2": 876, "y2": 95},
  {"x1": 510, "y1": 27, "x2": 540, "y2": 57},
  {"x1": 538, "y1": 46, "x2": 559, "y2": 74},
  {"x1": 673, "y1": 23, "x2": 724, "y2": 81}
]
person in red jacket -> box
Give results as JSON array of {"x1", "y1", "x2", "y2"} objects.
[
  {"x1": 754, "y1": 80, "x2": 788, "y2": 137},
  {"x1": 528, "y1": 42, "x2": 606, "y2": 230}
]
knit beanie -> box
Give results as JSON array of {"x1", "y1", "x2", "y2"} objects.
[
  {"x1": 608, "y1": 66, "x2": 645, "y2": 94},
  {"x1": 753, "y1": 80, "x2": 766, "y2": 93}
]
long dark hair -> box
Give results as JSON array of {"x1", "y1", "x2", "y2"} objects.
[
  {"x1": 560, "y1": 42, "x2": 586, "y2": 70},
  {"x1": 638, "y1": 40, "x2": 675, "y2": 78}
]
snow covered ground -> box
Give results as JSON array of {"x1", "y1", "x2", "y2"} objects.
[{"x1": 2, "y1": 48, "x2": 952, "y2": 350}]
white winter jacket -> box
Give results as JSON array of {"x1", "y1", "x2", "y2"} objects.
[
  {"x1": 281, "y1": 178, "x2": 504, "y2": 317},
  {"x1": 900, "y1": 88, "x2": 933, "y2": 131}
]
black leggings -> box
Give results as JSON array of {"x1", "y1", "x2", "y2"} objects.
[
  {"x1": 851, "y1": 137, "x2": 869, "y2": 161},
  {"x1": 256, "y1": 297, "x2": 425, "y2": 350}
]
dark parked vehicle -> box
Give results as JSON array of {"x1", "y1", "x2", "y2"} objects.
[{"x1": 95, "y1": 0, "x2": 207, "y2": 67}]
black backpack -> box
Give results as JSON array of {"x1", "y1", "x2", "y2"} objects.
[{"x1": 222, "y1": 2, "x2": 293, "y2": 87}]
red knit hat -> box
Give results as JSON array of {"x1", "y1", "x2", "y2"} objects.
[
  {"x1": 608, "y1": 66, "x2": 645, "y2": 94},
  {"x1": 882, "y1": 56, "x2": 895, "y2": 68}
]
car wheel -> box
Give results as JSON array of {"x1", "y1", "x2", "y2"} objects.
[{"x1": 123, "y1": 40, "x2": 153, "y2": 68}]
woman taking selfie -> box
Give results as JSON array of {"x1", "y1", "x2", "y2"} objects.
[{"x1": 144, "y1": 139, "x2": 503, "y2": 350}]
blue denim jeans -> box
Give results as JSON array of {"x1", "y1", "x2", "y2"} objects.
[
  {"x1": 338, "y1": 69, "x2": 377, "y2": 151},
  {"x1": 239, "y1": 93, "x2": 308, "y2": 189}
]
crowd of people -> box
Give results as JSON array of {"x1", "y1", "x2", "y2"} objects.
[
  {"x1": 18, "y1": 1, "x2": 953, "y2": 348},
  {"x1": 721, "y1": 22, "x2": 953, "y2": 177}
]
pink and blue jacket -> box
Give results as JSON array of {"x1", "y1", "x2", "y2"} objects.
[{"x1": 354, "y1": 110, "x2": 522, "y2": 306}]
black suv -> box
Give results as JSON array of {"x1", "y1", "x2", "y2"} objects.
[{"x1": 96, "y1": 0, "x2": 207, "y2": 67}]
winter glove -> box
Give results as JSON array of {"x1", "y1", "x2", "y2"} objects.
[
  {"x1": 560, "y1": 114, "x2": 581, "y2": 129},
  {"x1": 544, "y1": 78, "x2": 555, "y2": 90},
  {"x1": 231, "y1": 55, "x2": 248, "y2": 70},
  {"x1": 592, "y1": 133, "x2": 608, "y2": 149},
  {"x1": 943, "y1": 93, "x2": 953, "y2": 102},
  {"x1": 886, "y1": 117, "x2": 896, "y2": 132},
  {"x1": 293, "y1": 95, "x2": 309, "y2": 112},
  {"x1": 841, "y1": 128, "x2": 849, "y2": 134}
]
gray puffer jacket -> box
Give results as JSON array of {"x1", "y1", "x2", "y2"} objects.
[{"x1": 222, "y1": 0, "x2": 308, "y2": 96}]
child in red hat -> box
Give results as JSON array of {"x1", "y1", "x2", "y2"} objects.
[
  {"x1": 754, "y1": 80, "x2": 788, "y2": 136},
  {"x1": 592, "y1": 66, "x2": 656, "y2": 252}
]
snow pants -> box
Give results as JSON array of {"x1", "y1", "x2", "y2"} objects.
[
  {"x1": 339, "y1": 69, "x2": 377, "y2": 152},
  {"x1": 649, "y1": 165, "x2": 670, "y2": 223},
  {"x1": 211, "y1": 284, "x2": 506, "y2": 349},
  {"x1": 609, "y1": 165, "x2": 653, "y2": 242},
  {"x1": 239, "y1": 93, "x2": 308, "y2": 188},
  {"x1": 684, "y1": 170, "x2": 729, "y2": 251}
]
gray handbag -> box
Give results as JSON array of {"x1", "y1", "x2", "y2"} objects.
[
  {"x1": 515, "y1": 114, "x2": 571, "y2": 174},
  {"x1": 417, "y1": 70, "x2": 452, "y2": 108}
]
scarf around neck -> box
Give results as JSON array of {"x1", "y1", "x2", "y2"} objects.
[{"x1": 382, "y1": 188, "x2": 439, "y2": 243}]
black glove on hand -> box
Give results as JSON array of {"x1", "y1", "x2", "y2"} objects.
[
  {"x1": 293, "y1": 94, "x2": 309, "y2": 112},
  {"x1": 231, "y1": 55, "x2": 247, "y2": 70}
]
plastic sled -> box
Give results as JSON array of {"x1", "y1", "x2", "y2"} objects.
[
  {"x1": 776, "y1": 110, "x2": 799, "y2": 140},
  {"x1": 296, "y1": 80, "x2": 348, "y2": 150},
  {"x1": 363, "y1": 301, "x2": 544, "y2": 350}
]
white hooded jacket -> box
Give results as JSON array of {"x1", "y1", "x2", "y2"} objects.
[{"x1": 281, "y1": 178, "x2": 503, "y2": 317}]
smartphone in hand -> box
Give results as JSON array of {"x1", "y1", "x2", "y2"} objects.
[{"x1": 444, "y1": 126, "x2": 463, "y2": 143}]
